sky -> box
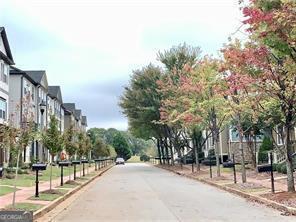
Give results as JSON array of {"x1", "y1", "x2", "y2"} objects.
[{"x1": 0, "y1": 0, "x2": 244, "y2": 130}]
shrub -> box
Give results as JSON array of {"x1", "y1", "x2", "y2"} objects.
[
  {"x1": 281, "y1": 164, "x2": 287, "y2": 174},
  {"x1": 258, "y1": 137, "x2": 273, "y2": 164},
  {"x1": 202, "y1": 159, "x2": 216, "y2": 166},
  {"x1": 140, "y1": 154, "x2": 150, "y2": 162},
  {"x1": 208, "y1": 149, "x2": 216, "y2": 160},
  {"x1": 5, "y1": 174, "x2": 15, "y2": 179},
  {"x1": 272, "y1": 163, "x2": 278, "y2": 171},
  {"x1": 21, "y1": 164, "x2": 30, "y2": 170},
  {"x1": 198, "y1": 152, "x2": 205, "y2": 161},
  {"x1": 18, "y1": 169, "x2": 29, "y2": 174},
  {"x1": 276, "y1": 163, "x2": 283, "y2": 173},
  {"x1": 5, "y1": 167, "x2": 28, "y2": 174}
]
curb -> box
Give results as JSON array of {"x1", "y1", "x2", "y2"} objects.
[
  {"x1": 33, "y1": 164, "x2": 114, "y2": 220},
  {"x1": 155, "y1": 165, "x2": 296, "y2": 216}
]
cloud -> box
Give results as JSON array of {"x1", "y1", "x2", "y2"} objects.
[
  {"x1": 1, "y1": 0, "x2": 244, "y2": 131},
  {"x1": 63, "y1": 79, "x2": 128, "y2": 130}
]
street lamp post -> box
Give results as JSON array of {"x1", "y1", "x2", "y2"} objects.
[{"x1": 39, "y1": 101, "x2": 46, "y2": 162}]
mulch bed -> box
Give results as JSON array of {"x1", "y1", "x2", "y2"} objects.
[
  {"x1": 227, "y1": 182, "x2": 266, "y2": 192},
  {"x1": 65, "y1": 180, "x2": 80, "y2": 185},
  {"x1": 261, "y1": 192, "x2": 296, "y2": 208},
  {"x1": 40, "y1": 189, "x2": 64, "y2": 195}
]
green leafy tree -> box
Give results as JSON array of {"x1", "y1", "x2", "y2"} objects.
[
  {"x1": 112, "y1": 133, "x2": 132, "y2": 160},
  {"x1": 63, "y1": 124, "x2": 77, "y2": 160},
  {"x1": 77, "y1": 132, "x2": 87, "y2": 159},
  {"x1": 41, "y1": 115, "x2": 63, "y2": 190},
  {"x1": 92, "y1": 138, "x2": 110, "y2": 158}
]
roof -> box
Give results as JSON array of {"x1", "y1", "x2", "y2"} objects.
[
  {"x1": 10, "y1": 67, "x2": 37, "y2": 85},
  {"x1": 26, "y1": 70, "x2": 48, "y2": 90},
  {"x1": 81, "y1": 116, "x2": 87, "y2": 126},
  {"x1": 48, "y1": 86, "x2": 63, "y2": 103},
  {"x1": 0, "y1": 27, "x2": 14, "y2": 65},
  {"x1": 63, "y1": 103, "x2": 76, "y2": 113}
]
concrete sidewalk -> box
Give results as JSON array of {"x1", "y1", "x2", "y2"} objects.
[{"x1": 0, "y1": 164, "x2": 97, "y2": 208}]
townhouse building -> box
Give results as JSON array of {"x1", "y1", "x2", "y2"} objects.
[
  {"x1": 81, "y1": 116, "x2": 87, "y2": 132},
  {"x1": 0, "y1": 26, "x2": 89, "y2": 166},
  {"x1": 74, "y1": 109, "x2": 82, "y2": 131},
  {"x1": 63, "y1": 103, "x2": 76, "y2": 131},
  {"x1": 9, "y1": 67, "x2": 38, "y2": 163},
  {"x1": 48, "y1": 86, "x2": 64, "y2": 133},
  {"x1": 0, "y1": 27, "x2": 14, "y2": 167}
]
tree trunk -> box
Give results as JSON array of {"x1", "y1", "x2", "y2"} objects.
[
  {"x1": 193, "y1": 137, "x2": 200, "y2": 171},
  {"x1": 164, "y1": 137, "x2": 170, "y2": 165},
  {"x1": 157, "y1": 139, "x2": 162, "y2": 165},
  {"x1": 285, "y1": 124, "x2": 295, "y2": 192},
  {"x1": 214, "y1": 132, "x2": 221, "y2": 177},
  {"x1": 177, "y1": 148, "x2": 183, "y2": 169},
  {"x1": 12, "y1": 149, "x2": 21, "y2": 207},
  {"x1": 239, "y1": 133, "x2": 247, "y2": 183},
  {"x1": 169, "y1": 139, "x2": 174, "y2": 165},
  {"x1": 50, "y1": 154, "x2": 54, "y2": 191},
  {"x1": 160, "y1": 139, "x2": 165, "y2": 165}
]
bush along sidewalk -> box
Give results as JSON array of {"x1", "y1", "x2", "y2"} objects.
[{"x1": 156, "y1": 164, "x2": 296, "y2": 215}]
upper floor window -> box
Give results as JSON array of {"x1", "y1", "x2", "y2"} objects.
[
  {"x1": 31, "y1": 85, "x2": 35, "y2": 101},
  {"x1": 0, "y1": 62, "x2": 8, "y2": 84},
  {"x1": 0, "y1": 98, "x2": 7, "y2": 120},
  {"x1": 276, "y1": 125, "x2": 284, "y2": 145},
  {"x1": 229, "y1": 127, "x2": 263, "y2": 142}
]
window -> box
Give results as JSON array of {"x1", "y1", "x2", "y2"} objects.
[
  {"x1": 276, "y1": 126, "x2": 284, "y2": 145},
  {"x1": 0, "y1": 99, "x2": 7, "y2": 120},
  {"x1": 3, "y1": 64, "x2": 8, "y2": 83},
  {"x1": 229, "y1": 127, "x2": 263, "y2": 142},
  {"x1": 31, "y1": 85, "x2": 35, "y2": 100},
  {"x1": 0, "y1": 62, "x2": 8, "y2": 83}
]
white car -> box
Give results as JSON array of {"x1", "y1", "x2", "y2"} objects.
[{"x1": 115, "y1": 157, "x2": 125, "y2": 165}]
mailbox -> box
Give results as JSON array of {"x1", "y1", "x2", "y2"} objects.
[
  {"x1": 81, "y1": 159, "x2": 88, "y2": 163},
  {"x1": 58, "y1": 161, "x2": 71, "y2": 167},
  {"x1": 72, "y1": 160, "x2": 81, "y2": 165},
  {"x1": 0, "y1": 167, "x2": 3, "y2": 178},
  {"x1": 223, "y1": 161, "x2": 234, "y2": 168},
  {"x1": 32, "y1": 163, "x2": 47, "y2": 198},
  {"x1": 32, "y1": 163, "x2": 47, "y2": 171},
  {"x1": 257, "y1": 164, "x2": 272, "y2": 173}
]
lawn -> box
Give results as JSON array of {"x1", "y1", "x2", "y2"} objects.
[
  {"x1": 0, "y1": 165, "x2": 76, "y2": 187},
  {"x1": 127, "y1": 156, "x2": 141, "y2": 163},
  {"x1": 29, "y1": 192, "x2": 62, "y2": 201},
  {"x1": 57, "y1": 183, "x2": 78, "y2": 189},
  {"x1": 5, "y1": 202, "x2": 44, "y2": 212},
  {"x1": 0, "y1": 174, "x2": 35, "y2": 187},
  {"x1": 0, "y1": 186, "x2": 18, "y2": 196}
]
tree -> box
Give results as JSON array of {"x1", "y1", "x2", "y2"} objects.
[
  {"x1": 92, "y1": 138, "x2": 110, "y2": 158},
  {"x1": 157, "y1": 43, "x2": 202, "y2": 166},
  {"x1": 6, "y1": 94, "x2": 36, "y2": 206},
  {"x1": 77, "y1": 132, "x2": 87, "y2": 159},
  {"x1": 120, "y1": 64, "x2": 165, "y2": 163},
  {"x1": 41, "y1": 115, "x2": 63, "y2": 190},
  {"x1": 112, "y1": 133, "x2": 132, "y2": 160},
  {"x1": 239, "y1": 0, "x2": 296, "y2": 192},
  {"x1": 63, "y1": 124, "x2": 77, "y2": 160}
]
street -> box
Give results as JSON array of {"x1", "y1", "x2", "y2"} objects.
[{"x1": 52, "y1": 163, "x2": 294, "y2": 222}]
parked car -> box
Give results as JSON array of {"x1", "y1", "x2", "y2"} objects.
[{"x1": 115, "y1": 157, "x2": 125, "y2": 165}]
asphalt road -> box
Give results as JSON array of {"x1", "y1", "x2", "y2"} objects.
[{"x1": 53, "y1": 163, "x2": 295, "y2": 222}]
